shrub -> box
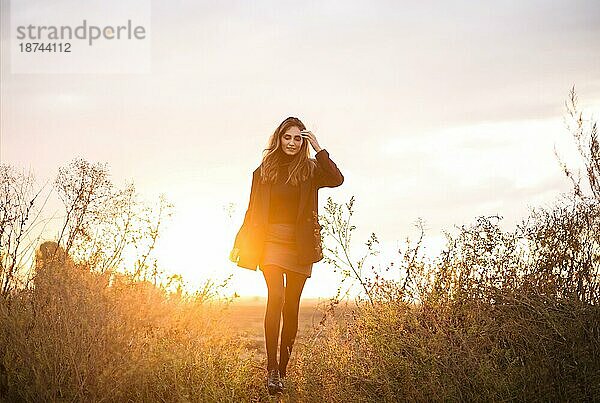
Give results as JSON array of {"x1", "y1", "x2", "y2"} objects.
[{"x1": 0, "y1": 242, "x2": 265, "y2": 402}]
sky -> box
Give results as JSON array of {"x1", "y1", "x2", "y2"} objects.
[{"x1": 1, "y1": 0, "x2": 600, "y2": 298}]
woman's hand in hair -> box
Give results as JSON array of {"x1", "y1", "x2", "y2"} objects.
[{"x1": 300, "y1": 130, "x2": 322, "y2": 153}]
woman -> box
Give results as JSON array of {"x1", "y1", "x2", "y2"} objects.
[{"x1": 229, "y1": 116, "x2": 344, "y2": 395}]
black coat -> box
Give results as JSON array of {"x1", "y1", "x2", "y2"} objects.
[{"x1": 232, "y1": 149, "x2": 344, "y2": 271}]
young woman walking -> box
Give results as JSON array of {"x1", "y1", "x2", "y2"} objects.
[{"x1": 229, "y1": 116, "x2": 344, "y2": 395}]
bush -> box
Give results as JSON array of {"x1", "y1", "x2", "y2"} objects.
[
  {"x1": 0, "y1": 242, "x2": 265, "y2": 402},
  {"x1": 295, "y1": 194, "x2": 600, "y2": 402}
]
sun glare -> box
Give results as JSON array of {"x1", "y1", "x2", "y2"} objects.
[{"x1": 152, "y1": 203, "x2": 268, "y2": 298}]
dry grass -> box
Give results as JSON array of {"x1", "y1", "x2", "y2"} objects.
[
  {"x1": 0, "y1": 255, "x2": 268, "y2": 402},
  {"x1": 292, "y1": 194, "x2": 600, "y2": 402},
  {"x1": 293, "y1": 296, "x2": 599, "y2": 402},
  {"x1": 1, "y1": 198, "x2": 598, "y2": 402},
  {"x1": 1, "y1": 197, "x2": 599, "y2": 402}
]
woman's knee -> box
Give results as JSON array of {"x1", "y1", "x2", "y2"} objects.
[
  {"x1": 284, "y1": 273, "x2": 307, "y2": 300},
  {"x1": 268, "y1": 289, "x2": 285, "y2": 307},
  {"x1": 262, "y1": 266, "x2": 285, "y2": 304}
]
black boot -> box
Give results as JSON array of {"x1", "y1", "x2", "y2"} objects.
[
  {"x1": 267, "y1": 369, "x2": 283, "y2": 395},
  {"x1": 278, "y1": 345, "x2": 293, "y2": 382}
]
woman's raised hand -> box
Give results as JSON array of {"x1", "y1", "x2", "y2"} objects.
[{"x1": 300, "y1": 130, "x2": 322, "y2": 153}]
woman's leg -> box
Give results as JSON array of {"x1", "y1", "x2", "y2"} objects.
[
  {"x1": 279, "y1": 270, "x2": 308, "y2": 377},
  {"x1": 261, "y1": 265, "x2": 285, "y2": 371}
]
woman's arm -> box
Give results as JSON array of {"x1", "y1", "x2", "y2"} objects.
[
  {"x1": 300, "y1": 130, "x2": 344, "y2": 189},
  {"x1": 314, "y1": 149, "x2": 344, "y2": 189}
]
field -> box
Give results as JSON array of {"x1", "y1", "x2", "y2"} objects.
[
  {"x1": 225, "y1": 297, "x2": 327, "y2": 355},
  {"x1": 1, "y1": 207, "x2": 599, "y2": 401}
]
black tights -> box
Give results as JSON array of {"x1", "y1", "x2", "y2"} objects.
[{"x1": 261, "y1": 265, "x2": 307, "y2": 377}]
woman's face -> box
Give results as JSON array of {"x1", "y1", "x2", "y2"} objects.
[{"x1": 280, "y1": 126, "x2": 303, "y2": 156}]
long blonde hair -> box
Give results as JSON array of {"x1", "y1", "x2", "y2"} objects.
[{"x1": 260, "y1": 117, "x2": 316, "y2": 186}]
